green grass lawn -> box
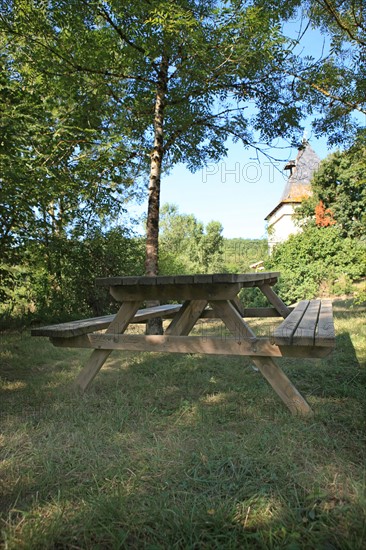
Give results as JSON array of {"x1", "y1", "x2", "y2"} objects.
[{"x1": 1, "y1": 299, "x2": 365, "y2": 549}]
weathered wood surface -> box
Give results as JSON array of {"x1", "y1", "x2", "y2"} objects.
[
  {"x1": 96, "y1": 272, "x2": 280, "y2": 287},
  {"x1": 201, "y1": 306, "x2": 294, "y2": 318},
  {"x1": 31, "y1": 304, "x2": 183, "y2": 338},
  {"x1": 259, "y1": 284, "x2": 291, "y2": 318},
  {"x1": 31, "y1": 304, "x2": 295, "y2": 339},
  {"x1": 110, "y1": 282, "x2": 244, "y2": 302},
  {"x1": 88, "y1": 333, "x2": 279, "y2": 356},
  {"x1": 273, "y1": 299, "x2": 335, "y2": 348},
  {"x1": 251, "y1": 356, "x2": 313, "y2": 416},
  {"x1": 74, "y1": 301, "x2": 141, "y2": 392},
  {"x1": 293, "y1": 300, "x2": 321, "y2": 345},
  {"x1": 165, "y1": 300, "x2": 208, "y2": 336},
  {"x1": 316, "y1": 300, "x2": 336, "y2": 346},
  {"x1": 209, "y1": 300, "x2": 255, "y2": 339},
  {"x1": 50, "y1": 334, "x2": 333, "y2": 358}
]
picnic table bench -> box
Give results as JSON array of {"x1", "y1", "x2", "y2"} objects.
[{"x1": 32, "y1": 272, "x2": 335, "y2": 416}]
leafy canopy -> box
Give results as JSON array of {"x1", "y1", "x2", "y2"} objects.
[{"x1": 296, "y1": 132, "x2": 366, "y2": 239}]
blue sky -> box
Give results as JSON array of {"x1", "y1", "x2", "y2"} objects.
[
  {"x1": 158, "y1": 134, "x2": 332, "y2": 239},
  {"x1": 129, "y1": 132, "x2": 335, "y2": 240}
]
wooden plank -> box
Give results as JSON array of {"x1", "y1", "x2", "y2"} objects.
[
  {"x1": 209, "y1": 300, "x2": 255, "y2": 339},
  {"x1": 173, "y1": 275, "x2": 194, "y2": 284},
  {"x1": 153, "y1": 276, "x2": 174, "y2": 285},
  {"x1": 74, "y1": 300, "x2": 141, "y2": 392},
  {"x1": 87, "y1": 333, "x2": 280, "y2": 356},
  {"x1": 96, "y1": 272, "x2": 280, "y2": 287},
  {"x1": 316, "y1": 300, "x2": 335, "y2": 347},
  {"x1": 279, "y1": 345, "x2": 333, "y2": 358},
  {"x1": 251, "y1": 356, "x2": 313, "y2": 416},
  {"x1": 117, "y1": 276, "x2": 140, "y2": 286},
  {"x1": 31, "y1": 304, "x2": 182, "y2": 338},
  {"x1": 51, "y1": 335, "x2": 92, "y2": 348},
  {"x1": 211, "y1": 272, "x2": 280, "y2": 284},
  {"x1": 137, "y1": 276, "x2": 159, "y2": 285},
  {"x1": 293, "y1": 300, "x2": 321, "y2": 346},
  {"x1": 51, "y1": 334, "x2": 333, "y2": 358},
  {"x1": 230, "y1": 296, "x2": 245, "y2": 316},
  {"x1": 259, "y1": 284, "x2": 291, "y2": 318},
  {"x1": 135, "y1": 304, "x2": 182, "y2": 321},
  {"x1": 201, "y1": 307, "x2": 294, "y2": 319},
  {"x1": 32, "y1": 315, "x2": 115, "y2": 338},
  {"x1": 273, "y1": 301, "x2": 310, "y2": 345},
  {"x1": 193, "y1": 274, "x2": 214, "y2": 284},
  {"x1": 110, "y1": 283, "x2": 242, "y2": 302},
  {"x1": 165, "y1": 300, "x2": 208, "y2": 336}
]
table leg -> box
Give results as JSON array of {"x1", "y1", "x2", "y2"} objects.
[
  {"x1": 210, "y1": 300, "x2": 254, "y2": 339},
  {"x1": 259, "y1": 284, "x2": 291, "y2": 318},
  {"x1": 251, "y1": 357, "x2": 313, "y2": 416},
  {"x1": 165, "y1": 300, "x2": 208, "y2": 336},
  {"x1": 74, "y1": 300, "x2": 141, "y2": 391},
  {"x1": 210, "y1": 300, "x2": 313, "y2": 416}
]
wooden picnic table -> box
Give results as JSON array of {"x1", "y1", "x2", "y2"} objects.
[{"x1": 32, "y1": 272, "x2": 335, "y2": 416}]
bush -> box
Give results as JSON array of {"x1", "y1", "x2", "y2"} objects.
[
  {"x1": 0, "y1": 228, "x2": 145, "y2": 327},
  {"x1": 266, "y1": 226, "x2": 366, "y2": 303}
]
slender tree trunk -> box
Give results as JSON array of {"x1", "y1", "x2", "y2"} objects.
[{"x1": 145, "y1": 55, "x2": 168, "y2": 335}]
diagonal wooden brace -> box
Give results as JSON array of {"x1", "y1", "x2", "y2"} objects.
[{"x1": 74, "y1": 300, "x2": 141, "y2": 392}]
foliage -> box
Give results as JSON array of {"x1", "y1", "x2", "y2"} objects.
[
  {"x1": 0, "y1": 30, "x2": 140, "y2": 264},
  {"x1": 293, "y1": 0, "x2": 366, "y2": 145},
  {"x1": 0, "y1": 228, "x2": 145, "y2": 326},
  {"x1": 159, "y1": 204, "x2": 224, "y2": 275},
  {"x1": 0, "y1": 263, "x2": 37, "y2": 323},
  {"x1": 223, "y1": 238, "x2": 268, "y2": 273},
  {"x1": 267, "y1": 226, "x2": 366, "y2": 303},
  {"x1": 1, "y1": 0, "x2": 365, "y2": 324},
  {"x1": 3, "y1": 0, "x2": 364, "y2": 281},
  {"x1": 296, "y1": 133, "x2": 366, "y2": 239}
]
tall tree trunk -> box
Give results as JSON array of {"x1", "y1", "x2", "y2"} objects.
[{"x1": 145, "y1": 56, "x2": 168, "y2": 335}]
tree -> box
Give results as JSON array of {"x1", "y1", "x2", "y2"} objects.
[
  {"x1": 2, "y1": 0, "x2": 365, "y2": 269},
  {"x1": 267, "y1": 225, "x2": 366, "y2": 303},
  {"x1": 0, "y1": 6, "x2": 142, "y2": 258},
  {"x1": 159, "y1": 204, "x2": 224, "y2": 274},
  {"x1": 297, "y1": 133, "x2": 366, "y2": 238},
  {"x1": 285, "y1": 0, "x2": 366, "y2": 145},
  {"x1": 0, "y1": 1, "x2": 311, "y2": 274}
]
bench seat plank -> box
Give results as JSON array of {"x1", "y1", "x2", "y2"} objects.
[
  {"x1": 316, "y1": 299, "x2": 336, "y2": 346},
  {"x1": 273, "y1": 301, "x2": 309, "y2": 345},
  {"x1": 293, "y1": 299, "x2": 321, "y2": 346},
  {"x1": 273, "y1": 299, "x2": 335, "y2": 348},
  {"x1": 31, "y1": 304, "x2": 182, "y2": 338}
]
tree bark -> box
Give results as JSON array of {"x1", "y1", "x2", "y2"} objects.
[{"x1": 145, "y1": 55, "x2": 168, "y2": 335}]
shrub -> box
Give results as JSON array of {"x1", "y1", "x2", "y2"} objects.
[{"x1": 267, "y1": 226, "x2": 366, "y2": 303}]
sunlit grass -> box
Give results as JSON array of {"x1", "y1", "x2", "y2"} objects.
[{"x1": 1, "y1": 300, "x2": 365, "y2": 548}]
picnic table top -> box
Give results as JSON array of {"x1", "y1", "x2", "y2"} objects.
[{"x1": 96, "y1": 272, "x2": 280, "y2": 287}]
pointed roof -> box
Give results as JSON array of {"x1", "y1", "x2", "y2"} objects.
[{"x1": 265, "y1": 142, "x2": 320, "y2": 221}]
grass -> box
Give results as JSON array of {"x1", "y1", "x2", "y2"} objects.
[{"x1": 0, "y1": 298, "x2": 365, "y2": 549}]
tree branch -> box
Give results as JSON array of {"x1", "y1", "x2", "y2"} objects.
[
  {"x1": 94, "y1": 1, "x2": 159, "y2": 72},
  {"x1": 285, "y1": 69, "x2": 366, "y2": 115},
  {"x1": 315, "y1": 0, "x2": 366, "y2": 46}
]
